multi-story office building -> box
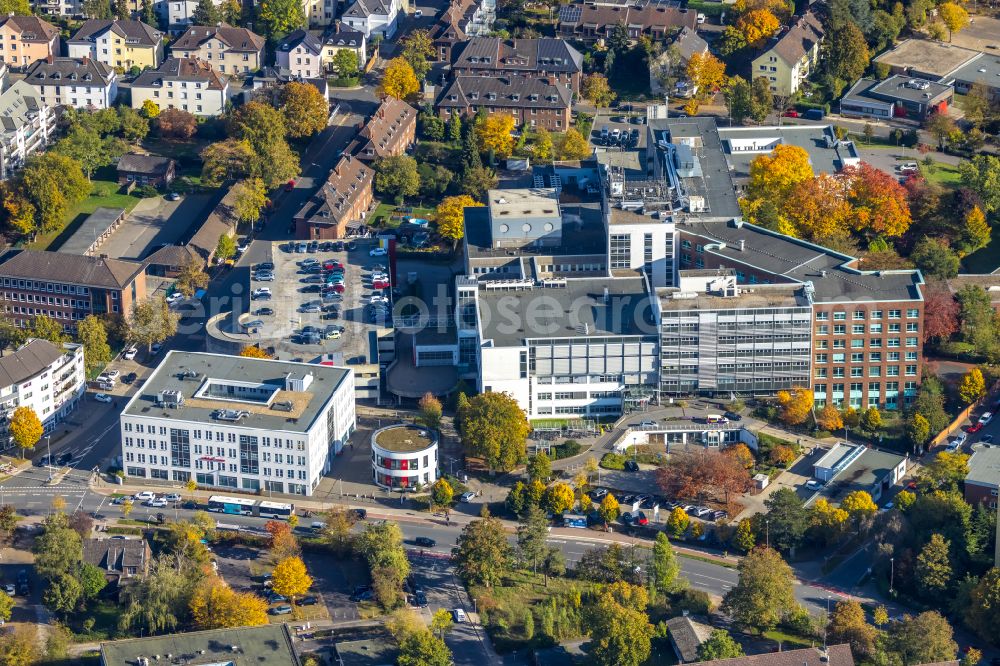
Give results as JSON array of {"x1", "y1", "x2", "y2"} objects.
[
  {"x1": 0, "y1": 250, "x2": 147, "y2": 331},
  {"x1": 119, "y1": 352, "x2": 356, "y2": 496},
  {"x1": 0, "y1": 338, "x2": 85, "y2": 450}
]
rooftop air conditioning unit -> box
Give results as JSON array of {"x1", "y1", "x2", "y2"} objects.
[{"x1": 157, "y1": 390, "x2": 184, "y2": 408}]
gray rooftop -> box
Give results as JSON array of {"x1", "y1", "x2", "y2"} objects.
[
  {"x1": 121, "y1": 351, "x2": 352, "y2": 433},
  {"x1": 829, "y1": 448, "x2": 906, "y2": 501},
  {"x1": 945, "y1": 52, "x2": 1000, "y2": 90},
  {"x1": 466, "y1": 202, "x2": 607, "y2": 260},
  {"x1": 478, "y1": 276, "x2": 657, "y2": 346},
  {"x1": 665, "y1": 616, "x2": 714, "y2": 663},
  {"x1": 0, "y1": 339, "x2": 70, "y2": 388},
  {"x1": 678, "y1": 219, "x2": 924, "y2": 304},
  {"x1": 658, "y1": 283, "x2": 807, "y2": 312},
  {"x1": 100, "y1": 625, "x2": 298, "y2": 666},
  {"x1": 873, "y1": 38, "x2": 979, "y2": 78},
  {"x1": 966, "y1": 447, "x2": 1000, "y2": 488},
  {"x1": 59, "y1": 207, "x2": 124, "y2": 255},
  {"x1": 716, "y1": 125, "x2": 861, "y2": 181},
  {"x1": 333, "y1": 638, "x2": 400, "y2": 666},
  {"x1": 844, "y1": 75, "x2": 953, "y2": 106}
]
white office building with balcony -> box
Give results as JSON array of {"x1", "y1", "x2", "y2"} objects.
[
  {"x1": 119, "y1": 352, "x2": 355, "y2": 496},
  {"x1": 0, "y1": 80, "x2": 54, "y2": 179},
  {"x1": 0, "y1": 338, "x2": 85, "y2": 451}
]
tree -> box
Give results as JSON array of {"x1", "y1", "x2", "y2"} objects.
[
  {"x1": 0, "y1": 0, "x2": 31, "y2": 12},
  {"x1": 724, "y1": 76, "x2": 754, "y2": 125},
  {"x1": 200, "y1": 139, "x2": 255, "y2": 187},
  {"x1": 735, "y1": 9, "x2": 780, "y2": 48},
  {"x1": 722, "y1": 547, "x2": 796, "y2": 633},
  {"x1": 19, "y1": 153, "x2": 89, "y2": 232},
  {"x1": 966, "y1": 567, "x2": 1000, "y2": 641},
  {"x1": 957, "y1": 285, "x2": 998, "y2": 353},
  {"x1": 667, "y1": 506, "x2": 689, "y2": 537},
  {"x1": 266, "y1": 520, "x2": 300, "y2": 562},
  {"x1": 817, "y1": 404, "x2": 844, "y2": 432},
  {"x1": 192, "y1": 0, "x2": 221, "y2": 24},
  {"x1": 257, "y1": 0, "x2": 305, "y2": 36},
  {"x1": 582, "y1": 73, "x2": 615, "y2": 107},
  {"x1": 72, "y1": 314, "x2": 111, "y2": 375},
  {"x1": 697, "y1": 629, "x2": 745, "y2": 660},
  {"x1": 759, "y1": 488, "x2": 809, "y2": 553},
  {"x1": 526, "y1": 452, "x2": 552, "y2": 484},
  {"x1": 743, "y1": 145, "x2": 815, "y2": 231},
  {"x1": 959, "y1": 155, "x2": 1000, "y2": 214},
  {"x1": 122, "y1": 498, "x2": 133, "y2": 518},
  {"x1": 960, "y1": 83, "x2": 993, "y2": 128},
  {"x1": 824, "y1": 23, "x2": 870, "y2": 94},
  {"x1": 559, "y1": 127, "x2": 590, "y2": 160},
  {"x1": 455, "y1": 509, "x2": 512, "y2": 587},
  {"x1": 418, "y1": 163, "x2": 452, "y2": 198},
  {"x1": 516, "y1": 505, "x2": 548, "y2": 571},
  {"x1": 280, "y1": 82, "x2": 328, "y2": 138},
  {"x1": 127, "y1": 296, "x2": 178, "y2": 350},
  {"x1": 380, "y1": 58, "x2": 420, "y2": 100},
  {"x1": 841, "y1": 490, "x2": 877, "y2": 521},
  {"x1": 915, "y1": 533, "x2": 953, "y2": 598},
  {"x1": 531, "y1": 127, "x2": 553, "y2": 161},
  {"x1": 809, "y1": 499, "x2": 849, "y2": 545},
  {"x1": 54, "y1": 126, "x2": 123, "y2": 179},
  {"x1": 733, "y1": 518, "x2": 756, "y2": 551},
  {"x1": 649, "y1": 532, "x2": 680, "y2": 597},
  {"x1": 229, "y1": 102, "x2": 287, "y2": 151},
  {"x1": 460, "y1": 391, "x2": 530, "y2": 474},
  {"x1": 960, "y1": 367, "x2": 986, "y2": 405},
  {"x1": 911, "y1": 237, "x2": 960, "y2": 279},
  {"x1": 2, "y1": 184, "x2": 37, "y2": 238},
  {"x1": 922, "y1": 281, "x2": 959, "y2": 343},
  {"x1": 118, "y1": 107, "x2": 150, "y2": 144},
  {"x1": 542, "y1": 483, "x2": 575, "y2": 515},
  {"x1": 189, "y1": 577, "x2": 268, "y2": 629},
  {"x1": 33, "y1": 514, "x2": 83, "y2": 580},
  {"x1": 430, "y1": 607, "x2": 454, "y2": 639},
  {"x1": 215, "y1": 234, "x2": 237, "y2": 263},
  {"x1": 685, "y1": 52, "x2": 726, "y2": 114},
  {"x1": 476, "y1": 115, "x2": 516, "y2": 160},
  {"x1": 587, "y1": 584, "x2": 654, "y2": 666},
  {"x1": 28, "y1": 315, "x2": 68, "y2": 346},
  {"x1": 435, "y1": 194, "x2": 480, "y2": 244},
  {"x1": 430, "y1": 478, "x2": 453, "y2": 508},
  {"x1": 271, "y1": 556, "x2": 312, "y2": 600},
  {"x1": 374, "y1": 154, "x2": 420, "y2": 204},
  {"x1": 400, "y1": 29, "x2": 434, "y2": 80},
  {"x1": 783, "y1": 174, "x2": 853, "y2": 241},
  {"x1": 962, "y1": 206, "x2": 991, "y2": 255},
  {"x1": 416, "y1": 393, "x2": 442, "y2": 429},
  {"x1": 321, "y1": 506, "x2": 356, "y2": 556},
  {"x1": 776, "y1": 386, "x2": 813, "y2": 426},
  {"x1": 861, "y1": 406, "x2": 882, "y2": 433},
  {"x1": 938, "y1": 2, "x2": 968, "y2": 41},
  {"x1": 921, "y1": 451, "x2": 970, "y2": 492},
  {"x1": 174, "y1": 259, "x2": 209, "y2": 299},
  {"x1": 827, "y1": 600, "x2": 878, "y2": 661},
  {"x1": 599, "y1": 493, "x2": 620, "y2": 527},
  {"x1": 887, "y1": 611, "x2": 958, "y2": 666},
  {"x1": 724, "y1": 443, "x2": 754, "y2": 470},
  {"x1": 0, "y1": 589, "x2": 12, "y2": 622},
  {"x1": 333, "y1": 48, "x2": 359, "y2": 79},
  {"x1": 157, "y1": 108, "x2": 198, "y2": 139},
  {"x1": 397, "y1": 629, "x2": 452, "y2": 666},
  {"x1": 231, "y1": 177, "x2": 268, "y2": 226},
  {"x1": 461, "y1": 165, "x2": 497, "y2": 199},
  {"x1": 139, "y1": 99, "x2": 160, "y2": 119},
  {"x1": 843, "y1": 163, "x2": 913, "y2": 238},
  {"x1": 78, "y1": 561, "x2": 108, "y2": 600},
  {"x1": 9, "y1": 406, "x2": 42, "y2": 456}
]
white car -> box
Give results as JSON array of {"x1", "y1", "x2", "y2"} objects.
[
  {"x1": 255, "y1": 272, "x2": 275, "y2": 282},
  {"x1": 94, "y1": 393, "x2": 113, "y2": 403},
  {"x1": 370, "y1": 273, "x2": 389, "y2": 282},
  {"x1": 252, "y1": 288, "x2": 272, "y2": 299},
  {"x1": 806, "y1": 480, "x2": 823, "y2": 491},
  {"x1": 123, "y1": 346, "x2": 138, "y2": 360},
  {"x1": 133, "y1": 491, "x2": 155, "y2": 501},
  {"x1": 370, "y1": 294, "x2": 387, "y2": 304},
  {"x1": 979, "y1": 411, "x2": 993, "y2": 425},
  {"x1": 164, "y1": 493, "x2": 182, "y2": 502},
  {"x1": 326, "y1": 330, "x2": 342, "y2": 340},
  {"x1": 696, "y1": 12, "x2": 706, "y2": 23},
  {"x1": 452, "y1": 608, "x2": 467, "y2": 623},
  {"x1": 166, "y1": 292, "x2": 184, "y2": 304},
  {"x1": 459, "y1": 491, "x2": 476, "y2": 503},
  {"x1": 369, "y1": 247, "x2": 387, "y2": 257},
  {"x1": 145, "y1": 497, "x2": 168, "y2": 508},
  {"x1": 102, "y1": 370, "x2": 121, "y2": 380}
]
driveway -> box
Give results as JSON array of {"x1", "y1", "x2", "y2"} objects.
[{"x1": 99, "y1": 193, "x2": 215, "y2": 261}]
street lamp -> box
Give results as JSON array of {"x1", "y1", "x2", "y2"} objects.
[
  {"x1": 45, "y1": 435, "x2": 51, "y2": 481},
  {"x1": 765, "y1": 519, "x2": 770, "y2": 549},
  {"x1": 889, "y1": 557, "x2": 895, "y2": 595}
]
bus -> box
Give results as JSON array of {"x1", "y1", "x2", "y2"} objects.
[
  {"x1": 207, "y1": 495, "x2": 256, "y2": 516},
  {"x1": 561, "y1": 513, "x2": 588, "y2": 529},
  {"x1": 258, "y1": 501, "x2": 295, "y2": 520}
]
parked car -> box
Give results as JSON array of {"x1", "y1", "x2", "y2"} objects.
[
  {"x1": 621, "y1": 512, "x2": 636, "y2": 526},
  {"x1": 638, "y1": 420, "x2": 657, "y2": 428},
  {"x1": 251, "y1": 288, "x2": 272, "y2": 299},
  {"x1": 94, "y1": 393, "x2": 113, "y2": 403},
  {"x1": 267, "y1": 592, "x2": 289, "y2": 604},
  {"x1": 145, "y1": 497, "x2": 168, "y2": 508},
  {"x1": 122, "y1": 372, "x2": 137, "y2": 385},
  {"x1": 635, "y1": 511, "x2": 649, "y2": 526},
  {"x1": 415, "y1": 536, "x2": 436, "y2": 547},
  {"x1": 164, "y1": 493, "x2": 182, "y2": 503},
  {"x1": 590, "y1": 488, "x2": 608, "y2": 500},
  {"x1": 56, "y1": 452, "x2": 72, "y2": 466},
  {"x1": 413, "y1": 591, "x2": 428, "y2": 607},
  {"x1": 123, "y1": 346, "x2": 138, "y2": 360},
  {"x1": 695, "y1": 506, "x2": 713, "y2": 518},
  {"x1": 352, "y1": 508, "x2": 367, "y2": 520},
  {"x1": 710, "y1": 509, "x2": 728, "y2": 521},
  {"x1": 979, "y1": 411, "x2": 994, "y2": 425},
  {"x1": 349, "y1": 586, "x2": 373, "y2": 602},
  {"x1": 269, "y1": 604, "x2": 292, "y2": 615},
  {"x1": 256, "y1": 307, "x2": 274, "y2": 316},
  {"x1": 624, "y1": 460, "x2": 640, "y2": 472},
  {"x1": 806, "y1": 480, "x2": 823, "y2": 491},
  {"x1": 724, "y1": 411, "x2": 743, "y2": 421},
  {"x1": 133, "y1": 491, "x2": 155, "y2": 501},
  {"x1": 255, "y1": 262, "x2": 274, "y2": 272},
  {"x1": 452, "y1": 608, "x2": 467, "y2": 623},
  {"x1": 298, "y1": 595, "x2": 318, "y2": 606},
  {"x1": 370, "y1": 247, "x2": 387, "y2": 257},
  {"x1": 255, "y1": 272, "x2": 275, "y2": 282},
  {"x1": 459, "y1": 491, "x2": 476, "y2": 503},
  {"x1": 968, "y1": 422, "x2": 984, "y2": 433}
]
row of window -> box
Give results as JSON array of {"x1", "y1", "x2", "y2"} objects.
[
  {"x1": 3, "y1": 292, "x2": 94, "y2": 307},
  {"x1": 536, "y1": 390, "x2": 621, "y2": 400},
  {"x1": 816, "y1": 309, "x2": 919, "y2": 320},
  {"x1": 535, "y1": 404, "x2": 621, "y2": 415},
  {"x1": 813, "y1": 381, "x2": 914, "y2": 393},
  {"x1": 1, "y1": 279, "x2": 92, "y2": 294},
  {"x1": 6, "y1": 307, "x2": 101, "y2": 320},
  {"x1": 816, "y1": 323, "x2": 919, "y2": 334},
  {"x1": 124, "y1": 422, "x2": 305, "y2": 449},
  {"x1": 814, "y1": 365, "x2": 908, "y2": 378}
]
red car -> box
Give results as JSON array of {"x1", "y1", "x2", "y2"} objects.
[
  {"x1": 329, "y1": 283, "x2": 345, "y2": 293},
  {"x1": 372, "y1": 280, "x2": 390, "y2": 290},
  {"x1": 782, "y1": 109, "x2": 800, "y2": 118},
  {"x1": 967, "y1": 422, "x2": 984, "y2": 433},
  {"x1": 284, "y1": 179, "x2": 296, "y2": 192},
  {"x1": 636, "y1": 511, "x2": 649, "y2": 526}
]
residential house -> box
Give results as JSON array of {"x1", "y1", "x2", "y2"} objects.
[
  {"x1": 170, "y1": 23, "x2": 265, "y2": 75},
  {"x1": 294, "y1": 154, "x2": 374, "y2": 240},
  {"x1": 431, "y1": 0, "x2": 495, "y2": 61},
  {"x1": 68, "y1": 19, "x2": 164, "y2": 71},
  {"x1": 840, "y1": 75, "x2": 953, "y2": 121},
  {"x1": 649, "y1": 26, "x2": 707, "y2": 94},
  {"x1": 965, "y1": 447, "x2": 1000, "y2": 509},
  {"x1": 117, "y1": 153, "x2": 176, "y2": 188},
  {"x1": 275, "y1": 29, "x2": 324, "y2": 79},
  {"x1": 0, "y1": 339, "x2": 85, "y2": 450},
  {"x1": 451, "y1": 37, "x2": 583, "y2": 93},
  {"x1": 0, "y1": 249, "x2": 147, "y2": 330},
  {"x1": 0, "y1": 15, "x2": 60, "y2": 69},
  {"x1": 664, "y1": 616, "x2": 714, "y2": 663},
  {"x1": 23, "y1": 56, "x2": 118, "y2": 110},
  {"x1": 340, "y1": 0, "x2": 401, "y2": 39},
  {"x1": 558, "y1": 1, "x2": 697, "y2": 42},
  {"x1": 186, "y1": 182, "x2": 240, "y2": 265},
  {"x1": 436, "y1": 76, "x2": 572, "y2": 131},
  {"x1": 303, "y1": 0, "x2": 339, "y2": 27},
  {"x1": 130, "y1": 57, "x2": 229, "y2": 117},
  {"x1": 751, "y1": 11, "x2": 824, "y2": 96},
  {"x1": 692, "y1": 644, "x2": 855, "y2": 666},
  {"x1": 0, "y1": 80, "x2": 55, "y2": 179},
  {"x1": 319, "y1": 22, "x2": 367, "y2": 74},
  {"x1": 250, "y1": 66, "x2": 329, "y2": 99},
  {"x1": 82, "y1": 537, "x2": 151, "y2": 587},
  {"x1": 101, "y1": 625, "x2": 300, "y2": 666},
  {"x1": 351, "y1": 97, "x2": 416, "y2": 162}
]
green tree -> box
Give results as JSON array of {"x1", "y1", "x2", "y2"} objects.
[
  {"x1": 757, "y1": 487, "x2": 808, "y2": 553},
  {"x1": 861, "y1": 406, "x2": 882, "y2": 433},
  {"x1": 886, "y1": 611, "x2": 958, "y2": 665},
  {"x1": 174, "y1": 259, "x2": 209, "y2": 298},
  {"x1": 749, "y1": 76, "x2": 773, "y2": 123},
  {"x1": 54, "y1": 125, "x2": 124, "y2": 179},
  {"x1": 141, "y1": 0, "x2": 156, "y2": 24},
  {"x1": 430, "y1": 607, "x2": 454, "y2": 639},
  {"x1": 397, "y1": 629, "x2": 452, "y2": 666},
  {"x1": 587, "y1": 583, "x2": 654, "y2": 666},
  {"x1": 200, "y1": 139, "x2": 255, "y2": 187},
  {"x1": 516, "y1": 504, "x2": 548, "y2": 572},
  {"x1": 192, "y1": 0, "x2": 221, "y2": 23},
  {"x1": 697, "y1": 629, "x2": 744, "y2": 660},
  {"x1": 921, "y1": 451, "x2": 970, "y2": 492},
  {"x1": 732, "y1": 518, "x2": 756, "y2": 551},
  {"x1": 256, "y1": 0, "x2": 305, "y2": 36},
  {"x1": 78, "y1": 562, "x2": 108, "y2": 600},
  {"x1": 29, "y1": 314, "x2": 68, "y2": 345},
  {"x1": 33, "y1": 514, "x2": 83, "y2": 579},
  {"x1": 526, "y1": 451, "x2": 551, "y2": 482},
  {"x1": 540, "y1": 546, "x2": 565, "y2": 586},
  {"x1": 43, "y1": 573, "x2": 83, "y2": 613},
  {"x1": 231, "y1": 178, "x2": 268, "y2": 225},
  {"x1": 598, "y1": 493, "x2": 620, "y2": 527},
  {"x1": 333, "y1": 48, "x2": 359, "y2": 79},
  {"x1": 0, "y1": 504, "x2": 19, "y2": 541},
  {"x1": 460, "y1": 391, "x2": 530, "y2": 474},
  {"x1": 119, "y1": 557, "x2": 201, "y2": 634},
  {"x1": 966, "y1": 567, "x2": 1000, "y2": 641},
  {"x1": 119, "y1": 107, "x2": 150, "y2": 143},
  {"x1": 0, "y1": 0, "x2": 31, "y2": 12},
  {"x1": 76, "y1": 314, "x2": 112, "y2": 374},
  {"x1": 959, "y1": 367, "x2": 986, "y2": 405},
  {"x1": 400, "y1": 29, "x2": 434, "y2": 80},
  {"x1": 649, "y1": 532, "x2": 680, "y2": 597},
  {"x1": 722, "y1": 547, "x2": 796, "y2": 633},
  {"x1": 9, "y1": 406, "x2": 43, "y2": 456},
  {"x1": 823, "y1": 23, "x2": 870, "y2": 96},
  {"x1": 0, "y1": 589, "x2": 12, "y2": 622},
  {"x1": 907, "y1": 413, "x2": 931, "y2": 450},
  {"x1": 18, "y1": 153, "x2": 90, "y2": 232},
  {"x1": 959, "y1": 155, "x2": 1000, "y2": 214},
  {"x1": 374, "y1": 154, "x2": 420, "y2": 204},
  {"x1": 916, "y1": 533, "x2": 953, "y2": 597},
  {"x1": 724, "y1": 76, "x2": 754, "y2": 125},
  {"x1": 430, "y1": 478, "x2": 453, "y2": 508},
  {"x1": 827, "y1": 600, "x2": 878, "y2": 661},
  {"x1": 456, "y1": 508, "x2": 512, "y2": 587},
  {"x1": 215, "y1": 234, "x2": 237, "y2": 263},
  {"x1": 126, "y1": 296, "x2": 178, "y2": 351}
]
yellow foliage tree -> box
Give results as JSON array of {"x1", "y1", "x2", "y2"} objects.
[
  {"x1": 435, "y1": 195, "x2": 482, "y2": 244},
  {"x1": 748, "y1": 144, "x2": 814, "y2": 202},
  {"x1": 685, "y1": 52, "x2": 727, "y2": 114},
  {"x1": 784, "y1": 173, "x2": 853, "y2": 242},
  {"x1": 380, "y1": 58, "x2": 420, "y2": 100},
  {"x1": 141, "y1": 99, "x2": 160, "y2": 118},
  {"x1": 476, "y1": 115, "x2": 516, "y2": 159},
  {"x1": 840, "y1": 490, "x2": 877, "y2": 520},
  {"x1": 938, "y1": 2, "x2": 968, "y2": 41},
  {"x1": 560, "y1": 128, "x2": 591, "y2": 160},
  {"x1": 737, "y1": 9, "x2": 780, "y2": 48},
  {"x1": 240, "y1": 345, "x2": 271, "y2": 359},
  {"x1": 816, "y1": 404, "x2": 845, "y2": 432},
  {"x1": 542, "y1": 482, "x2": 576, "y2": 514},
  {"x1": 810, "y1": 498, "x2": 848, "y2": 543},
  {"x1": 959, "y1": 367, "x2": 986, "y2": 405},
  {"x1": 9, "y1": 406, "x2": 43, "y2": 456},
  {"x1": 271, "y1": 556, "x2": 313, "y2": 600},
  {"x1": 581, "y1": 73, "x2": 616, "y2": 108},
  {"x1": 776, "y1": 386, "x2": 813, "y2": 426},
  {"x1": 189, "y1": 578, "x2": 269, "y2": 629}
]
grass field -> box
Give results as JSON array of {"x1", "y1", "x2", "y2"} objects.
[
  {"x1": 370, "y1": 202, "x2": 435, "y2": 228},
  {"x1": 919, "y1": 160, "x2": 963, "y2": 188},
  {"x1": 29, "y1": 177, "x2": 143, "y2": 251}
]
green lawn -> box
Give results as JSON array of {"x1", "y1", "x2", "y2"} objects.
[
  {"x1": 370, "y1": 202, "x2": 436, "y2": 228},
  {"x1": 919, "y1": 161, "x2": 963, "y2": 189},
  {"x1": 29, "y1": 178, "x2": 143, "y2": 251},
  {"x1": 610, "y1": 48, "x2": 651, "y2": 100},
  {"x1": 762, "y1": 629, "x2": 816, "y2": 649}
]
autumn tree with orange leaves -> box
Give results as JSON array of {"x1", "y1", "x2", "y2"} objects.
[
  {"x1": 656, "y1": 451, "x2": 751, "y2": 508},
  {"x1": 783, "y1": 173, "x2": 853, "y2": 243},
  {"x1": 842, "y1": 163, "x2": 912, "y2": 238},
  {"x1": 776, "y1": 386, "x2": 813, "y2": 426},
  {"x1": 922, "y1": 281, "x2": 959, "y2": 344}
]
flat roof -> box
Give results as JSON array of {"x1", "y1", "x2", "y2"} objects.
[
  {"x1": 374, "y1": 424, "x2": 437, "y2": 452},
  {"x1": 100, "y1": 625, "x2": 298, "y2": 666},
  {"x1": 487, "y1": 187, "x2": 560, "y2": 219},
  {"x1": 59, "y1": 207, "x2": 125, "y2": 255},
  {"x1": 874, "y1": 38, "x2": 980, "y2": 77},
  {"x1": 815, "y1": 442, "x2": 861, "y2": 471},
  {"x1": 466, "y1": 202, "x2": 607, "y2": 260},
  {"x1": 655, "y1": 117, "x2": 742, "y2": 219},
  {"x1": 829, "y1": 448, "x2": 906, "y2": 500},
  {"x1": 121, "y1": 351, "x2": 352, "y2": 433},
  {"x1": 657, "y1": 284, "x2": 807, "y2": 311},
  {"x1": 967, "y1": 447, "x2": 1000, "y2": 488},
  {"x1": 866, "y1": 75, "x2": 953, "y2": 103},
  {"x1": 679, "y1": 219, "x2": 924, "y2": 303},
  {"x1": 717, "y1": 125, "x2": 860, "y2": 181},
  {"x1": 334, "y1": 638, "x2": 400, "y2": 666},
  {"x1": 479, "y1": 276, "x2": 657, "y2": 346},
  {"x1": 946, "y1": 52, "x2": 1000, "y2": 90}
]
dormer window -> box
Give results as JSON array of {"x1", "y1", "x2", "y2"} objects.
[
  {"x1": 511, "y1": 94, "x2": 519, "y2": 101},
  {"x1": 470, "y1": 92, "x2": 479, "y2": 100},
  {"x1": 487, "y1": 92, "x2": 497, "y2": 100},
  {"x1": 529, "y1": 94, "x2": 538, "y2": 101},
  {"x1": 448, "y1": 94, "x2": 458, "y2": 101}
]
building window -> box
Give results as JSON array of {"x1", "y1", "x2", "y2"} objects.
[{"x1": 609, "y1": 234, "x2": 630, "y2": 269}]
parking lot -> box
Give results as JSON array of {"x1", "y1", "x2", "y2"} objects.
[
  {"x1": 94, "y1": 193, "x2": 215, "y2": 261},
  {"x1": 589, "y1": 111, "x2": 647, "y2": 150}
]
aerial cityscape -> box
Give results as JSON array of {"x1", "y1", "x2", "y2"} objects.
[{"x1": 0, "y1": 0, "x2": 996, "y2": 663}]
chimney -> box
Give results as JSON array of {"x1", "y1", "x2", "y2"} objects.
[
  {"x1": 46, "y1": 54, "x2": 53, "y2": 64},
  {"x1": 334, "y1": 19, "x2": 341, "y2": 32},
  {"x1": 738, "y1": 239, "x2": 745, "y2": 251}
]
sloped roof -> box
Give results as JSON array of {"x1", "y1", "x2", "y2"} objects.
[
  {"x1": 693, "y1": 645, "x2": 854, "y2": 666},
  {"x1": 0, "y1": 249, "x2": 144, "y2": 289},
  {"x1": 673, "y1": 26, "x2": 708, "y2": 61},
  {"x1": 665, "y1": 616, "x2": 714, "y2": 663},
  {"x1": 294, "y1": 155, "x2": 373, "y2": 229},
  {"x1": 0, "y1": 15, "x2": 59, "y2": 42},
  {"x1": 132, "y1": 57, "x2": 227, "y2": 90},
  {"x1": 171, "y1": 23, "x2": 264, "y2": 53},
  {"x1": 452, "y1": 37, "x2": 582, "y2": 73},
  {"x1": 431, "y1": 0, "x2": 476, "y2": 42},
  {"x1": 437, "y1": 76, "x2": 572, "y2": 109},
  {"x1": 0, "y1": 80, "x2": 47, "y2": 135},
  {"x1": 0, "y1": 339, "x2": 66, "y2": 388},
  {"x1": 143, "y1": 244, "x2": 200, "y2": 268},
  {"x1": 762, "y1": 11, "x2": 824, "y2": 66},
  {"x1": 355, "y1": 97, "x2": 415, "y2": 159},
  {"x1": 277, "y1": 28, "x2": 323, "y2": 55},
  {"x1": 117, "y1": 152, "x2": 174, "y2": 175},
  {"x1": 342, "y1": 0, "x2": 394, "y2": 19},
  {"x1": 24, "y1": 57, "x2": 116, "y2": 88},
  {"x1": 82, "y1": 538, "x2": 149, "y2": 574},
  {"x1": 558, "y1": 2, "x2": 697, "y2": 32},
  {"x1": 69, "y1": 19, "x2": 161, "y2": 47}
]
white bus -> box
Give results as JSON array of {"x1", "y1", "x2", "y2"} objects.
[
  {"x1": 258, "y1": 500, "x2": 295, "y2": 520},
  {"x1": 207, "y1": 495, "x2": 257, "y2": 516}
]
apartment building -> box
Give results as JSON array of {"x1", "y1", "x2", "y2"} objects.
[
  {"x1": 68, "y1": 19, "x2": 164, "y2": 71},
  {"x1": 0, "y1": 338, "x2": 85, "y2": 450},
  {"x1": 436, "y1": 76, "x2": 572, "y2": 131},
  {"x1": 131, "y1": 57, "x2": 229, "y2": 117},
  {"x1": 558, "y1": 1, "x2": 697, "y2": 42},
  {"x1": 0, "y1": 80, "x2": 55, "y2": 179},
  {"x1": 351, "y1": 97, "x2": 416, "y2": 162},
  {"x1": 451, "y1": 37, "x2": 582, "y2": 93},
  {"x1": 431, "y1": 0, "x2": 495, "y2": 62},
  {"x1": 24, "y1": 56, "x2": 118, "y2": 110},
  {"x1": 340, "y1": 0, "x2": 401, "y2": 38},
  {"x1": 294, "y1": 155, "x2": 374, "y2": 240},
  {"x1": 170, "y1": 24, "x2": 265, "y2": 75},
  {"x1": 0, "y1": 250, "x2": 147, "y2": 331},
  {"x1": 119, "y1": 351, "x2": 356, "y2": 496},
  {"x1": 0, "y1": 15, "x2": 59, "y2": 69},
  {"x1": 751, "y1": 10, "x2": 824, "y2": 96}
]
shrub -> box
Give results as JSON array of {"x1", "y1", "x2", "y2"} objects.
[
  {"x1": 673, "y1": 587, "x2": 712, "y2": 615},
  {"x1": 554, "y1": 439, "x2": 582, "y2": 459},
  {"x1": 600, "y1": 453, "x2": 626, "y2": 470}
]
